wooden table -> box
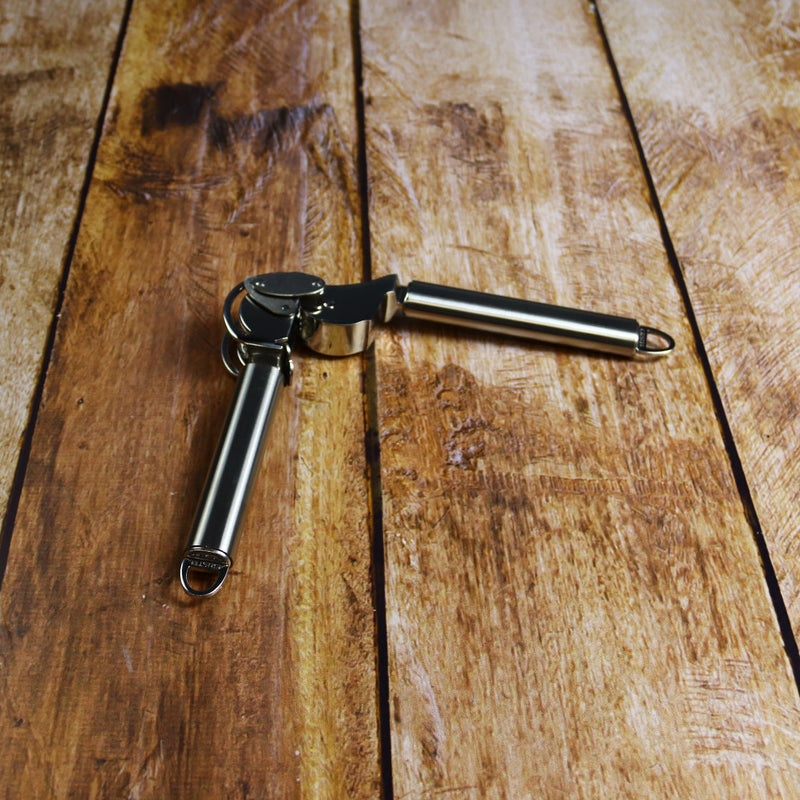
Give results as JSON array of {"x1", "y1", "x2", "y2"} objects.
[{"x1": 3, "y1": 1, "x2": 800, "y2": 796}]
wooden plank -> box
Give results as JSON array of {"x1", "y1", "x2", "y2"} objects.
[
  {"x1": 361, "y1": 0, "x2": 800, "y2": 796},
  {"x1": 0, "y1": 0, "x2": 127, "y2": 525},
  {"x1": 598, "y1": 0, "x2": 800, "y2": 632},
  {"x1": 0, "y1": 1, "x2": 380, "y2": 797}
]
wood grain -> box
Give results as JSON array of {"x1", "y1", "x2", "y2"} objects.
[
  {"x1": 0, "y1": 0, "x2": 126, "y2": 526},
  {"x1": 0, "y1": 1, "x2": 379, "y2": 797},
  {"x1": 361, "y1": 0, "x2": 800, "y2": 796},
  {"x1": 598, "y1": 0, "x2": 800, "y2": 633}
]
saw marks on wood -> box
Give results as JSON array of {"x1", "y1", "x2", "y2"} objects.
[
  {"x1": 3, "y1": 0, "x2": 800, "y2": 797},
  {"x1": 0, "y1": 0, "x2": 127, "y2": 524},
  {"x1": 599, "y1": 0, "x2": 800, "y2": 630},
  {"x1": 361, "y1": 0, "x2": 800, "y2": 796},
  {"x1": 0, "y1": 1, "x2": 380, "y2": 797}
]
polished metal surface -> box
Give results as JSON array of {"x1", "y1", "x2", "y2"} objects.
[
  {"x1": 180, "y1": 357, "x2": 284, "y2": 597},
  {"x1": 400, "y1": 280, "x2": 672, "y2": 358},
  {"x1": 179, "y1": 549, "x2": 230, "y2": 598},
  {"x1": 180, "y1": 271, "x2": 674, "y2": 596},
  {"x1": 303, "y1": 274, "x2": 400, "y2": 355},
  {"x1": 636, "y1": 326, "x2": 675, "y2": 356},
  {"x1": 245, "y1": 271, "x2": 325, "y2": 300}
]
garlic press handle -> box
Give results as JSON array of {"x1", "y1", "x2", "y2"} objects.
[
  {"x1": 180, "y1": 357, "x2": 284, "y2": 598},
  {"x1": 399, "y1": 281, "x2": 674, "y2": 358}
]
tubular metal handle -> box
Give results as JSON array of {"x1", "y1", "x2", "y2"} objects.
[
  {"x1": 400, "y1": 280, "x2": 674, "y2": 358},
  {"x1": 180, "y1": 357, "x2": 284, "y2": 597}
]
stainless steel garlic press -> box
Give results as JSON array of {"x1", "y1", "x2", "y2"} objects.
[{"x1": 179, "y1": 272, "x2": 674, "y2": 597}]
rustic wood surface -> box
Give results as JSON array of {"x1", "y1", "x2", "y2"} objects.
[
  {"x1": 362, "y1": 0, "x2": 800, "y2": 796},
  {"x1": 599, "y1": 0, "x2": 800, "y2": 633},
  {"x1": 0, "y1": 0, "x2": 126, "y2": 527},
  {"x1": 1, "y1": 0, "x2": 800, "y2": 798},
  {"x1": 0, "y1": 0, "x2": 380, "y2": 797}
]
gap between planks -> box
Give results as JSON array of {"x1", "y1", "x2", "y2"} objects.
[
  {"x1": 0, "y1": 0, "x2": 137, "y2": 592},
  {"x1": 591, "y1": 0, "x2": 800, "y2": 692},
  {"x1": 352, "y1": 0, "x2": 396, "y2": 793}
]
